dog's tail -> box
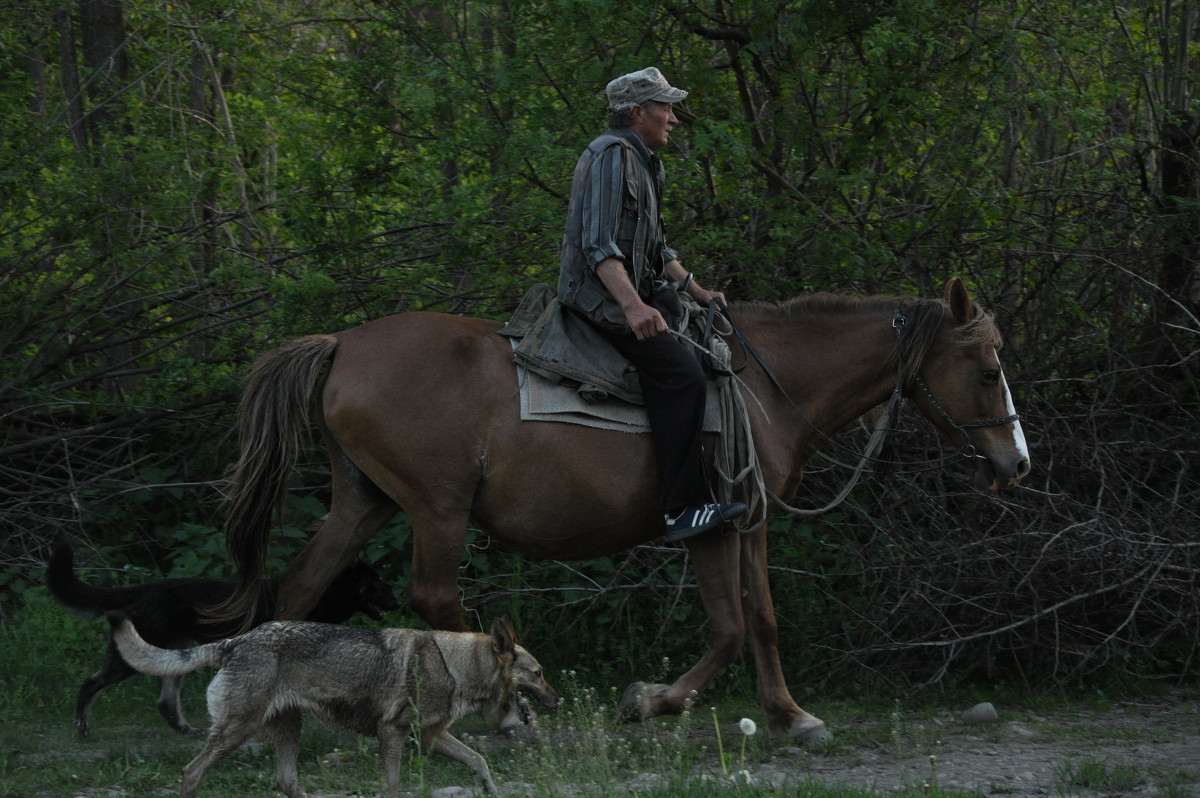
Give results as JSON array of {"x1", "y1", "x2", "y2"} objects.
[
  {"x1": 107, "y1": 611, "x2": 223, "y2": 676},
  {"x1": 46, "y1": 535, "x2": 149, "y2": 617}
]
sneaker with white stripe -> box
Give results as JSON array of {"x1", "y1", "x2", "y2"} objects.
[{"x1": 664, "y1": 502, "x2": 747, "y2": 542}]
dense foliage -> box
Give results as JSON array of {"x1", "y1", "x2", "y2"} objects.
[{"x1": 1, "y1": 0, "x2": 1196, "y2": 688}]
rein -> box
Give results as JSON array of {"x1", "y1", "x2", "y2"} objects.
[{"x1": 712, "y1": 303, "x2": 1018, "y2": 519}]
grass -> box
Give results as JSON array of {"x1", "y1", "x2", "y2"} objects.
[
  {"x1": 2, "y1": 592, "x2": 1197, "y2": 797},
  {"x1": 0, "y1": 647, "x2": 971, "y2": 798},
  {"x1": 0, "y1": 672, "x2": 942, "y2": 798},
  {"x1": 1054, "y1": 755, "x2": 1142, "y2": 792}
]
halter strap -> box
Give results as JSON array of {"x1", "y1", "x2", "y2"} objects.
[{"x1": 893, "y1": 309, "x2": 1020, "y2": 459}]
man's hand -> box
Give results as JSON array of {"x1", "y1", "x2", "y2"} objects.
[
  {"x1": 624, "y1": 301, "x2": 668, "y2": 340},
  {"x1": 596, "y1": 257, "x2": 669, "y2": 340},
  {"x1": 663, "y1": 259, "x2": 728, "y2": 311},
  {"x1": 689, "y1": 286, "x2": 728, "y2": 310}
]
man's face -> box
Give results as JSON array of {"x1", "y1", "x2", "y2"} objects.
[{"x1": 630, "y1": 101, "x2": 678, "y2": 151}]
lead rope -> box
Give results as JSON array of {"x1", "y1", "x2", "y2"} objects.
[
  {"x1": 670, "y1": 305, "x2": 908, "y2": 525},
  {"x1": 766, "y1": 389, "x2": 901, "y2": 517},
  {"x1": 678, "y1": 304, "x2": 914, "y2": 521},
  {"x1": 767, "y1": 311, "x2": 912, "y2": 516}
]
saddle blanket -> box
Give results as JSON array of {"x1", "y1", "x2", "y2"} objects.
[
  {"x1": 514, "y1": 352, "x2": 723, "y2": 434},
  {"x1": 501, "y1": 283, "x2": 723, "y2": 434}
]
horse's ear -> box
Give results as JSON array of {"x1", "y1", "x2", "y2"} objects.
[
  {"x1": 945, "y1": 277, "x2": 976, "y2": 323},
  {"x1": 490, "y1": 615, "x2": 517, "y2": 656}
]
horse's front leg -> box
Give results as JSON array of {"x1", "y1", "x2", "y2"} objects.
[
  {"x1": 617, "y1": 530, "x2": 744, "y2": 721},
  {"x1": 739, "y1": 525, "x2": 828, "y2": 743}
]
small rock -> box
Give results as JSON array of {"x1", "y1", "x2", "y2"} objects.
[
  {"x1": 625, "y1": 773, "x2": 664, "y2": 791},
  {"x1": 1008, "y1": 722, "x2": 1036, "y2": 737},
  {"x1": 430, "y1": 787, "x2": 475, "y2": 798},
  {"x1": 960, "y1": 702, "x2": 999, "y2": 725}
]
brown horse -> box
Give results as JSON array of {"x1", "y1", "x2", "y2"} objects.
[{"x1": 219, "y1": 277, "x2": 1029, "y2": 742}]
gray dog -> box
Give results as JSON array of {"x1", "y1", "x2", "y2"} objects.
[
  {"x1": 48, "y1": 535, "x2": 399, "y2": 737},
  {"x1": 109, "y1": 613, "x2": 558, "y2": 797}
]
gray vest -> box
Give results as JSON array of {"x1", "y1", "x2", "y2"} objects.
[{"x1": 557, "y1": 129, "x2": 672, "y2": 334}]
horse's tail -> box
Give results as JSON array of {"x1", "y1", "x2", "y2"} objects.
[{"x1": 210, "y1": 334, "x2": 339, "y2": 630}]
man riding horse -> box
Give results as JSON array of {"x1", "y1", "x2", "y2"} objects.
[
  {"x1": 557, "y1": 66, "x2": 746, "y2": 542},
  {"x1": 213, "y1": 67, "x2": 1030, "y2": 747}
]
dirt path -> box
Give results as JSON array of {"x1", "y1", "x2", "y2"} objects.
[
  {"x1": 797, "y1": 703, "x2": 1197, "y2": 796},
  {"x1": 384, "y1": 693, "x2": 1200, "y2": 797},
  {"x1": 640, "y1": 693, "x2": 1200, "y2": 797}
]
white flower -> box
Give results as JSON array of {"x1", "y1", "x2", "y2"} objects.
[{"x1": 739, "y1": 717, "x2": 757, "y2": 736}]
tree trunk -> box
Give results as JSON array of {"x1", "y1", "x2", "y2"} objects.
[
  {"x1": 56, "y1": 8, "x2": 87, "y2": 152},
  {"x1": 79, "y1": 0, "x2": 129, "y2": 144},
  {"x1": 1157, "y1": 115, "x2": 1200, "y2": 321}
]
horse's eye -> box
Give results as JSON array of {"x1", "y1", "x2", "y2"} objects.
[{"x1": 982, "y1": 370, "x2": 1000, "y2": 386}]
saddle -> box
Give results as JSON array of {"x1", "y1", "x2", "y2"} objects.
[
  {"x1": 497, "y1": 283, "x2": 729, "y2": 432},
  {"x1": 498, "y1": 284, "x2": 766, "y2": 530}
]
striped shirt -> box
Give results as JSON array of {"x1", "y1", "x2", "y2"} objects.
[{"x1": 558, "y1": 127, "x2": 679, "y2": 333}]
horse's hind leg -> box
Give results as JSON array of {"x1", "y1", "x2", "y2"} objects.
[
  {"x1": 275, "y1": 457, "x2": 398, "y2": 620},
  {"x1": 406, "y1": 506, "x2": 472, "y2": 632}
]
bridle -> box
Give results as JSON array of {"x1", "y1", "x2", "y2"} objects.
[
  {"x1": 891, "y1": 309, "x2": 1020, "y2": 461},
  {"x1": 708, "y1": 303, "x2": 1020, "y2": 461},
  {"x1": 695, "y1": 302, "x2": 1022, "y2": 520}
]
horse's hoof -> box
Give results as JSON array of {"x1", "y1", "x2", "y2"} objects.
[
  {"x1": 790, "y1": 716, "x2": 830, "y2": 744},
  {"x1": 616, "y1": 681, "x2": 651, "y2": 723}
]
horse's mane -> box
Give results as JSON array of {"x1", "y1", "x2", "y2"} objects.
[
  {"x1": 731, "y1": 291, "x2": 1002, "y2": 377},
  {"x1": 733, "y1": 292, "x2": 899, "y2": 321}
]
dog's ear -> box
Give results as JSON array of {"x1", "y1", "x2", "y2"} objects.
[{"x1": 490, "y1": 616, "x2": 517, "y2": 657}]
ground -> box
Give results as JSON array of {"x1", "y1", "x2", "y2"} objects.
[
  {"x1": 16, "y1": 690, "x2": 1199, "y2": 797},
  {"x1": 777, "y1": 694, "x2": 1200, "y2": 796},
  {"x1": 483, "y1": 691, "x2": 1200, "y2": 797}
]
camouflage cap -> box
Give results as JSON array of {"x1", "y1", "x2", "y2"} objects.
[{"x1": 605, "y1": 67, "x2": 688, "y2": 112}]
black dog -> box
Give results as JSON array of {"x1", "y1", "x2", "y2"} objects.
[{"x1": 47, "y1": 535, "x2": 400, "y2": 737}]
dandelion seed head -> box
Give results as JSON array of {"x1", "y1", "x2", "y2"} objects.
[{"x1": 739, "y1": 717, "x2": 757, "y2": 736}]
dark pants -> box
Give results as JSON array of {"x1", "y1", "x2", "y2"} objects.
[{"x1": 606, "y1": 330, "x2": 708, "y2": 514}]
